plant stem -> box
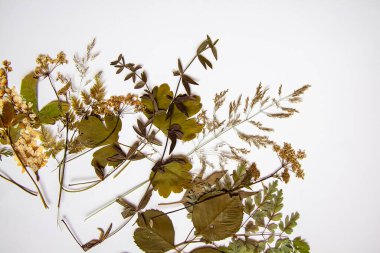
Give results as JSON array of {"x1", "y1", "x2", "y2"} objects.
[
  {"x1": 113, "y1": 142, "x2": 148, "y2": 178},
  {"x1": 0, "y1": 173, "x2": 37, "y2": 196},
  {"x1": 186, "y1": 94, "x2": 292, "y2": 156},
  {"x1": 85, "y1": 179, "x2": 149, "y2": 221},
  {"x1": 175, "y1": 239, "x2": 201, "y2": 247},
  {"x1": 58, "y1": 113, "x2": 70, "y2": 208},
  {"x1": 61, "y1": 218, "x2": 83, "y2": 248},
  {"x1": 68, "y1": 179, "x2": 100, "y2": 186}
]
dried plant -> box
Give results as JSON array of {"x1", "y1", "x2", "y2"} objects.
[{"x1": 0, "y1": 36, "x2": 310, "y2": 252}]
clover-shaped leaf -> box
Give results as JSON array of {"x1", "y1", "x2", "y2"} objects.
[{"x1": 141, "y1": 83, "x2": 203, "y2": 141}]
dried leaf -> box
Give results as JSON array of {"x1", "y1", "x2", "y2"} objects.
[
  {"x1": 1, "y1": 100, "x2": 15, "y2": 127},
  {"x1": 38, "y1": 100, "x2": 69, "y2": 124},
  {"x1": 141, "y1": 84, "x2": 203, "y2": 141},
  {"x1": 134, "y1": 210, "x2": 175, "y2": 253},
  {"x1": 150, "y1": 156, "x2": 192, "y2": 198},
  {"x1": 192, "y1": 192, "x2": 243, "y2": 241},
  {"x1": 77, "y1": 115, "x2": 122, "y2": 148},
  {"x1": 20, "y1": 72, "x2": 38, "y2": 113},
  {"x1": 190, "y1": 247, "x2": 220, "y2": 253},
  {"x1": 91, "y1": 143, "x2": 124, "y2": 171}
]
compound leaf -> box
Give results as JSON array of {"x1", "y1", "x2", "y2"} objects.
[
  {"x1": 141, "y1": 84, "x2": 203, "y2": 141},
  {"x1": 293, "y1": 237, "x2": 310, "y2": 253}
]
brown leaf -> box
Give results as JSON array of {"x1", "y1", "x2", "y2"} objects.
[{"x1": 138, "y1": 188, "x2": 153, "y2": 210}]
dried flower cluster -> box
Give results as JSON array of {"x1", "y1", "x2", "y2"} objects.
[
  {"x1": 13, "y1": 126, "x2": 47, "y2": 173},
  {"x1": 34, "y1": 52, "x2": 68, "y2": 78},
  {"x1": 274, "y1": 142, "x2": 307, "y2": 182},
  {"x1": 0, "y1": 37, "x2": 311, "y2": 252}
]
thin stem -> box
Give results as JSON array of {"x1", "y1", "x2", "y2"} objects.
[
  {"x1": 85, "y1": 179, "x2": 149, "y2": 221},
  {"x1": 179, "y1": 235, "x2": 199, "y2": 252},
  {"x1": 68, "y1": 179, "x2": 100, "y2": 186},
  {"x1": 184, "y1": 227, "x2": 194, "y2": 242},
  {"x1": 113, "y1": 142, "x2": 147, "y2": 178},
  {"x1": 7, "y1": 129, "x2": 49, "y2": 209},
  {"x1": 58, "y1": 113, "x2": 70, "y2": 208},
  {"x1": 134, "y1": 72, "x2": 151, "y2": 92},
  {"x1": 47, "y1": 74, "x2": 62, "y2": 105},
  {"x1": 61, "y1": 218, "x2": 83, "y2": 248},
  {"x1": 160, "y1": 49, "x2": 202, "y2": 161},
  {"x1": 187, "y1": 94, "x2": 293, "y2": 157},
  {"x1": 0, "y1": 173, "x2": 37, "y2": 196},
  {"x1": 175, "y1": 239, "x2": 202, "y2": 247}
]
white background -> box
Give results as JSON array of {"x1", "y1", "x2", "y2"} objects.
[{"x1": 1, "y1": 0, "x2": 380, "y2": 252}]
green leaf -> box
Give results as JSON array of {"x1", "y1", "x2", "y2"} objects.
[
  {"x1": 141, "y1": 84, "x2": 203, "y2": 141},
  {"x1": 219, "y1": 239, "x2": 257, "y2": 253},
  {"x1": 279, "y1": 212, "x2": 300, "y2": 235},
  {"x1": 192, "y1": 192, "x2": 243, "y2": 241},
  {"x1": 150, "y1": 156, "x2": 192, "y2": 198},
  {"x1": 38, "y1": 100, "x2": 69, "y2": 124},
  {"x1": 190, "y1": 247, "x2": 220, "y2": 253},
  {"x1": 91, "y1": 144, "x2": 124, "y2": 169},
  {"x1": 20, "y1": 72, "x2": 38, "y2": 113},
  {"x1": 267, "y1": 223, "x2": 278, "y2": 232},
  {"x1": 77, "y1": 115, "x2": 122, "y2": 148},
  {"x1": 293, "y1": 237, "x2": 310, "y2": 253},
  {"x1": 243, "y1": 197, "x2": 254, "y2": 215},
  {"x1": 275, "y1": 238, "x2": 293, "y2": 253},
  {"x1": 0, "y1": 146, "x2": 13, "y2": 158},
  {"x1": 253, "y1": 210, "x2": 265, "y2": 227},
  {"x1": 134, "y1": 210, "x2": 175, "y2": 253}
]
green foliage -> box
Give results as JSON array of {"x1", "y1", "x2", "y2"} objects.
[
  {"x1": 293, "y1": 237, "x2": 310, "y2": 253},
  {"x1": 141, "y1": 83, "x2": 203, "y2": 141},
  {"x1": 20, "y1": 72, "x2": 38, "y2": 113},
  {"x1": 38, "y1": 100, "x2": 69, "y2": 124},
  {"x1": 279, "y1": 212, "x2": 300, "y2": 235},
  {"x1": 134, "y1": 210, "x2": 175, "y2": 253},
  {"x1": 0, "y1": 36, "x2": 311, "y2": 253},
  {"x1": 77, "y1": 115, "x2": 122, "y2": 148},
  {"x1": 219, "y1": 239, "x2": 264, "y2": 253},
  {"x1": 0, "y1": 146, "x2": 13, "y2": 158}
]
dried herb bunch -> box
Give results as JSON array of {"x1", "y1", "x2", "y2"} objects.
[{"x1": 0, "y1": 36, "x2": 310, "y2": 253}]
